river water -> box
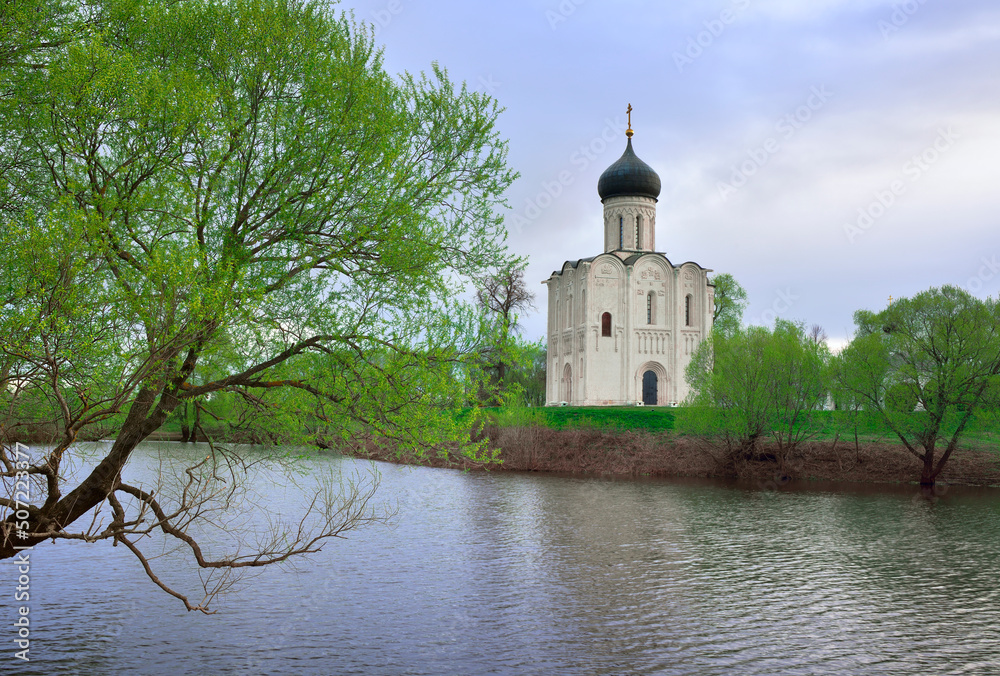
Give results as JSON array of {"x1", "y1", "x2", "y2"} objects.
[{"x1": 7, "y1": 442, "x2": 1000, "y2": 675}]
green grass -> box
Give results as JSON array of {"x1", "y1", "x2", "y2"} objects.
[
  {"x1": 486, "y1": 405, "x2": 999, "y2": 450},
  {"x1": 148, "y1": 402, "x2": 998, "y2": 452},
  {"x1": 486, "y1": 406, "x2": 675, "y2": 432}
]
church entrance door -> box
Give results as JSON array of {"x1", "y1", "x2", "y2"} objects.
[
  {"x1": 562, "y1": 363, "x2": 573, "y2": 403},
  {"x1": 642, "y1": 370, "x2": 657, "y2": 406}
]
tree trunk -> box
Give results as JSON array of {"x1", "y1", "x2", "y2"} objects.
[
  {"x1": 920, "y1": 453, "x2": 936, "y2": 486},
  {"x1": 1, "y1": 386, "x2": 174, "y2": 559},
  {"x1": 179, "y1": 402, "x2": 194, "y2": 442},
  {"x1": 191, "y1": 404, "x2": 201, "y2": 442}
]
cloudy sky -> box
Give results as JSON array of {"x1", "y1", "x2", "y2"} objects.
[{"x1": 344, "y1": 0, "x2": 1000, "y2": 348}]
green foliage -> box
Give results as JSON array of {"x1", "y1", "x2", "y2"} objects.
[
  {"x1": 833, "y1": 286, "x2": 1000, "y2": 484},
  {"x1": 885, "y1": 381, "x2": 918, "y2": 415},
  {"x1": 709, "y1": 272, "x2": 748, "y2": 337},
  {"x1": 685, "y1": 319, "x2": 831, "y2": 457},
  {"x1": 502, "y1": 339, "x2": 546, "y2": 407},
  {"x1": 0, "y1": 0, "x2": 91, "y2": 216},
  {"x1": 488, "y1": 406, "x2": 676, "y2": 433},
  {"x1": 471, "y1": 268, "x2": 538, "y2": 406},
  {"x1": 0, "y1": 0, "x2": 521, "y2": 590},
  {"x1": 1, "y1": 0, "x2": 519, "y2": 458}
]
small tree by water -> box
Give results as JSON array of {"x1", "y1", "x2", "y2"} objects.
[
  {"x1": 685, "y1": 319, "x2": 831, "y2": 467},
  {"x1": 833, "y1": 286, "x2": 1000, "y2": 486}
]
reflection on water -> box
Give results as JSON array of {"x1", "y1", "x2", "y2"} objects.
[{"x1": 12, "y1": 442, "x2": 1000, "y2": 675}]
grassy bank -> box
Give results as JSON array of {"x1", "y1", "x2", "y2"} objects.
[
  {"x1": 486, "y1": 406, "x2": 1000, "y2": 449},
  {"x1": 486, "y1": 406, "x2": 677, "y2": 432},
  {"x1": 342, "y1": 406, "x2": 1000, "y2": 488},
  {"x1": 22, "y1": 405, "x2": 997, "y2": 488},
  {"x1": 484, "y1": 426, "x2": 1000, "y2": 486}
]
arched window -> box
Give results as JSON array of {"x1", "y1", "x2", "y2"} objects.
[
  {"x1": 619, "y1": 216, "x2": 623, "y2": 249},
  {"x1": 647, "y1": 291, "x2": 656, "y2": 325},
  {"x1": 601, "y1": 312, "x2": 611, "y2": 337},
  {"x1": 635, "y1": 215, "x2": 642, "y2": 249},
  {"x1": 685, "y1": 294, "x2": 692, "y2": 326}
]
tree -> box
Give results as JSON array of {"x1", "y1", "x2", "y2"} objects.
[
  {"x1": 709, "y1": 273, "x2": 747, "y2": 337},
  {"x1": 686, "y1": 319, "x2": 830, "y2": 464},
  {"x1": 833, "y1": 286, "x2": 1000, "y2": 486},
  {"x1": 808, "y1": 324, "x2": 828, "y2": 345},
  {"x1": 0, "y1": 0, "x2": 517, "y2": 611},
  {"x1": 474, "y1": 267, "x2": 536, "y2": 404},
  {"x1": 504, "y1": 340, "x2": 547, "y2": 407}
]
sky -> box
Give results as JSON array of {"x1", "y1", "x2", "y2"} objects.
[{"x1": 343, "y1": 0, "x2": 1000, "y2": 349}]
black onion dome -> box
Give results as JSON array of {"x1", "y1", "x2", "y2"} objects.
[{"x1": 597, "y1": 137, "x2": 661, "y2": 201}]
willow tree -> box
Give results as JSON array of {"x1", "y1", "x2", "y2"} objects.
[
  {"x1": 686, "y1": 319, "x2": 830, "y2": 464},
  {"x1": 0, "y1": 0, "x2": 517, "y2": 610},
  {"x1": 834, "y1": 287, "x2": 1000, "y2": 486}
]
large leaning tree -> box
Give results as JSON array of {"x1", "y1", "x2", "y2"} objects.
[
  {"x1": 833, "y1": 286, "x2": 1000, "y2": 486},
  {"x1": 0, "y1": 0, "x2": 518, "y2": 610}
]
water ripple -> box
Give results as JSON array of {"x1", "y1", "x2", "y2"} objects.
[{"x1": 10, "y1": 446, "x2": 1000, "y2": 675}]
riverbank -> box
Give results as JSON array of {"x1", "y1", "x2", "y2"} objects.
[
  {"x1": 19, "y1": 417, "x2": 1000, "y2": 488},
  {"x1": 341, "y1": 425, "x2": 1000, "y2": 488}
]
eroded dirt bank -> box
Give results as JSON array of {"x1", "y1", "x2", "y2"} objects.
[{"x1": 343, "y1": 425, "x2": 1000, "y2": 488}]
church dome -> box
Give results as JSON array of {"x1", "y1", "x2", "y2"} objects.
[{"x1": 597, "y1": 137, "x2": 661, "y2": 202}]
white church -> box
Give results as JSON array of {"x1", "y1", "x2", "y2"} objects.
[{"x1": 544, "y1": 114, "x2": 715, "y2": 407}]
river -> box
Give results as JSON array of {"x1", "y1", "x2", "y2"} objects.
[{"x1": 8, "y1": 441, "x2": 1000, "y2": 675}]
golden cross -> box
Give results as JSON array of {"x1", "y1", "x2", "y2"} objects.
[
  {"x1": 888, "y1": 294, "x2": 893, "y2": 306},
  {"x1": 627, "y1": 103, "x2": 632, "y2": 128}
]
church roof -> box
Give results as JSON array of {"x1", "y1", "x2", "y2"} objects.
[
  {"x1": 597, "y1": 137, "x2": 661, "y2": 202},
  {"x1": 548, "y1": 252, "x2": 711, "y2": 278}
]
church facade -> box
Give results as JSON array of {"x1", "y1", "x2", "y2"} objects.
[{"x1": 544, "y1": 122, "x2": 714, "y2": 406}]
